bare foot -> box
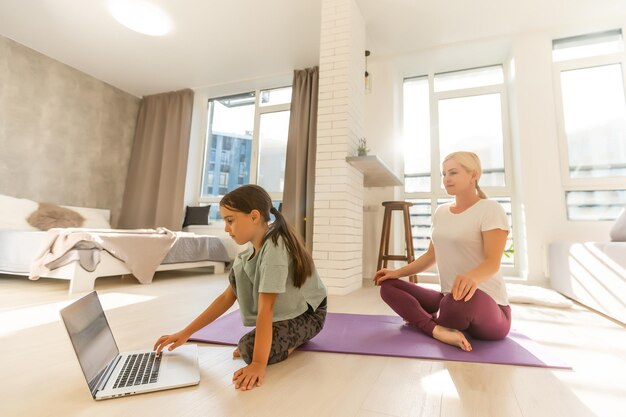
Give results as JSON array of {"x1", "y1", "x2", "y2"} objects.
[{"x1": 432, "y1": 325, "x2": 472, "y2": 352}]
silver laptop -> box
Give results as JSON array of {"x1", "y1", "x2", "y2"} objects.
[{"x1": 60, "y1": 291, "x2": 200, "y2": 400}]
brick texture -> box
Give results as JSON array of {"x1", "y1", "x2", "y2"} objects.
[{"x1": 313, "y1": 0, "x2": 365, "y2": 295}]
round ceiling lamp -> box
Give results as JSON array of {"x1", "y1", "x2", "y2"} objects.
[{"x1": 108, "y1": 0, "x2": 171, "y2": 36}]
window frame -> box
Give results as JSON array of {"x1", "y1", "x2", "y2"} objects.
[
  {"x1": 552, "y1": 51, "x2": 626, "y2": 191},
  {"x1": 198, "y1": 87, "x2": 291, "y2": 206},
  {"x1": 402, "y1": 65, "x2": 519, "y2": 277}
]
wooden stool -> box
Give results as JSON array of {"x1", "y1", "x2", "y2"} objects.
[{"x1": 377, "y1": 201, "x2": 418, "y2": 283}]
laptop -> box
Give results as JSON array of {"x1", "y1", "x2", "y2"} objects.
[{"x1": 60, "y1": 291, "x2": 200, "y2": 400}]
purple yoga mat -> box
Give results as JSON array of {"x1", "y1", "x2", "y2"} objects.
[{"x1": 189, "y1": 311, "x2": 571, "y2": 369}]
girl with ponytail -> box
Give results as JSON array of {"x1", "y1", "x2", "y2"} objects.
[
  {"x1": 373, "y1": 151, "x2": 511, "y2": 352},
  {"x1": 154, "y1": 184, "x2": 327, "y2": 391}
]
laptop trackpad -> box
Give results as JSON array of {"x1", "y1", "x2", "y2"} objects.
[
  {"x1": 159, "y1": 345, "x2": 200, "y2": 381},
  {"x1": 157, "y1": 344, "x2": 200, "y2": 386}
]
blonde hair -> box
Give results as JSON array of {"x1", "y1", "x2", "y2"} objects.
[{"x1": 443, "y1": 151, "x2": 487, "y2": 199}]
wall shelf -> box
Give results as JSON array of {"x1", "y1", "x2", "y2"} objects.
[{"x1": 345, "y1": 155, "x2": 403, "y2": 187}]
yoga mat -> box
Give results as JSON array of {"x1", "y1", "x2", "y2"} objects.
[{"x1": 189, "y1": 311, "x2": 571, "y2": 369}]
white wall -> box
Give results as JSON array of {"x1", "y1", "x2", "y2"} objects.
[
  {"x1": 362, "y1": 59, "x2": 403, "y2": 280},
  {"x1": 363, "y1": 20, "x2": 625, "y2": 286}
]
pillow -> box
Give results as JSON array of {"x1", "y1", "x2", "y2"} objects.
[
  {"x1": 183, "y1": 205, "x2": 211, "y2": 228},
  {"x1": 506, "y1": 283, "x2": 573, "y2": 308},
  {"x1": 67, "y1": 206, "x2": 112, "y2": 229},
  {"x1": 0, "y1": 194, "x2": 39, "y2": 230},
  {"x1": 27, "y1": 202, "x2": 85, "y2": 230},
  {"x1": 610, "y1": 207, "x2": 626, "y2": 242}
]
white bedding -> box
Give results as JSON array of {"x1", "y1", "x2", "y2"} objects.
[
  {"x1": 0, "y1": 229, "x2": 231, "y2": 294},
  {"x1": 0, "y1": 229, "x2": 230, "y2": 274}
]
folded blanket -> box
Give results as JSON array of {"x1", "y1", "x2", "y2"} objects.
[{"x1": 29, "y1": 228, "x2": 177, "y2": 284}]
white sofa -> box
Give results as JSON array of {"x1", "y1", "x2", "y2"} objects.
[{"x1": 549, "y1": 208, "x2": 626, "y2": 325}]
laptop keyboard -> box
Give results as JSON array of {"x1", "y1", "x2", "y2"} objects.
[{"x1": 113, "y1": 352, "x2": 161, "y2": 389}]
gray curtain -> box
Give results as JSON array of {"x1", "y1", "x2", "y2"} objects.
[
  {"x1": 118, "y1": 89, "x2": 194, "y2": 231},
  {"x1": 282, "y1": 67, "x2": 319, "y2": 252}
]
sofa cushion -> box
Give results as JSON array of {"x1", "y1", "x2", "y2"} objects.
[{"x1": 610, "y1": 207, "x2": 626, "y2": 241}]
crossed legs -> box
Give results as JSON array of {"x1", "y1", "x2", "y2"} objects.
[{"x1": 379, "y1": 279, "x2": 511, "y2": 350}]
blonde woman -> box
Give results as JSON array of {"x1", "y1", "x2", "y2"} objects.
[{"x1": 372, "y1": 151, "x2": 511, "y2": 351}]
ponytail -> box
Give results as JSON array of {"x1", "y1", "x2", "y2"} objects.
[
  {"x1": 221, "y1": 184, "x2": 315, "y2": 288},
  {"x1": 476, "y1": 183, "x2": 487, "y2": 199},
  {"x1": 266, "y1": 206, "x2": 313, "y2": 288}
]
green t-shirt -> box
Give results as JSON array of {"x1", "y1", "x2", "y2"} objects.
[{"x1": 229, "y1": 235, "x2": 327, "y2": 326}]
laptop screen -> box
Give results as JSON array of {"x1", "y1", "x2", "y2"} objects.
[{"x1": 60, "y1": 292, "x2": 119, "y2": 395}]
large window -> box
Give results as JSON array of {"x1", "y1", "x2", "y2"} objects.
[
  {"x1": 199, "y1": 87, "x2": 292, "y2": 219},
  {"x1": 403, "y1": 65, "x2": 516, "y2": 273},
  {"x1": 553, "y1": 29, "x2": 626, "y2": 220}
]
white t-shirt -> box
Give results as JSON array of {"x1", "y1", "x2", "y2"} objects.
[{"x1": 431, "y1": 199, "x2": 510, "y2": 306}]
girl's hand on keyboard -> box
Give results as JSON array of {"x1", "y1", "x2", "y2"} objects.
[{"x1": 153, "y1": 330, "x2": 190, "y2": 356}]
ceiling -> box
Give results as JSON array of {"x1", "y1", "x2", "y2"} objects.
[{"x1": 1, "y1": 0, "x2": 625, "y2": 97}]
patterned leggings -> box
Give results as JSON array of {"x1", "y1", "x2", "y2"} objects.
[
  {"x1": 380, "y1": 279, "x2": 511, "y2": 340},
  {"x1": 237, "y1": 298, "x2": 327, "y2": 365}
]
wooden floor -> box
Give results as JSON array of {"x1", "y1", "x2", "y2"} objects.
[{"x1": 1, "y1": 271, "x2": 625, "y2": 417}]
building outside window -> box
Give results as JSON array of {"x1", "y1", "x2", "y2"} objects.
[
  {"x1": 403, "y1": 65, "x2": 517, "y2": 274},
  {"x1": 199, "y1": 87, "x2": 292, "y2": 219},
  {"x1": 553, "y1": 29, "x2": 626, "y2": 221}
]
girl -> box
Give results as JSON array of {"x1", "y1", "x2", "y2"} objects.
[
  {"x1": 154, "y1": 184, "x2": 327, "y2": 391},
  {"x1": 372, "y1": 151, "x2": 511, "y2": 352}
]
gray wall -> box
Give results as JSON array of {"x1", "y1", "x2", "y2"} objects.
[{"x1": 0, "y1": 35, "x2": 140, "y2": 226}]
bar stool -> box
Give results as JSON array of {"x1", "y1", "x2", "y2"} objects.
[{"x1": 377, "y1": 201, "x2": 418, "y2": 283}]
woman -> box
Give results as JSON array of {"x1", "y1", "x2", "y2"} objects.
[{"x1": 372, "y1": 151, "x2": 511, "y2": 351}]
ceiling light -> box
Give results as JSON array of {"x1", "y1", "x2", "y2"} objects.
[{"x1": 108, "y1": 0, "x2": 171, "y2": 36}]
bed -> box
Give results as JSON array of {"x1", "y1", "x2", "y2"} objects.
[{"x1": 0, "y1": 195, "x2": 231, "y2": 293}]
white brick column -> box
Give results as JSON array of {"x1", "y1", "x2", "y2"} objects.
[{"x1": 313, "y1": 0, "x2": 365, "y2": 295}]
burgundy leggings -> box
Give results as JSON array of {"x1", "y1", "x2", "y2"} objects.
[{"x1": 380, "y1": 279, "x2": 511, "y2": 340}]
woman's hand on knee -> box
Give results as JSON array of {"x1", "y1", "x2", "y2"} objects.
[
  {"x1": 372, "y1": 269, "x2": 399, "y2": 286},
  {"x1": 451, "y1": 275, "x2": 478, "y2": 302}
]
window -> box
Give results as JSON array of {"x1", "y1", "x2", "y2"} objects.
[
  {"x1": 257, "y1": 111, "x2": 290, "y2": 193},
  {"x1": 566, "y1": 190, "x2": 626, "y2": 221},
  {"x1": 553, "y1": 29, "x2": 626, "y2": 220},
  {"x1": 403, "y1": 65, "x2": 516, "y2": 272},
  {"x1": 438, "y1": 93, "x2": 506, "y2": 187},
  {"x1": 260, "y1": 86, "x2": 292, "y2": 107},
  {"x1": 199, "y1": 87, "x2": 292, "y2": 219},
  {"x1": 552, "y1": 30, "x2": 623, "y2": 62}
]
